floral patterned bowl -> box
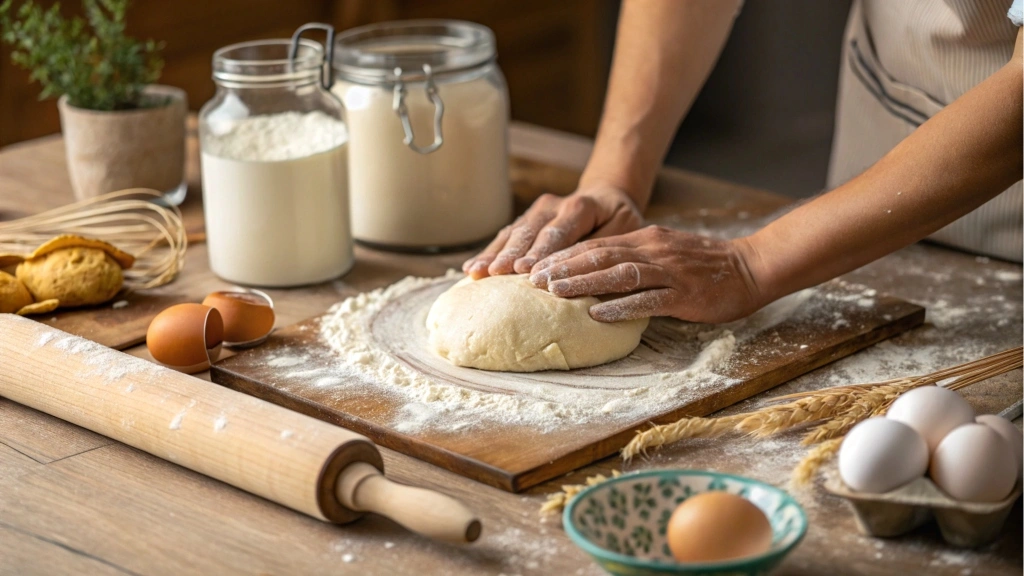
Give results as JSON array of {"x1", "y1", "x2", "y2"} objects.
[{"x1": 563, "y1": 469, "x2": 807, "y2": 576}]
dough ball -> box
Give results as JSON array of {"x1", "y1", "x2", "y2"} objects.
[
  {"x1": 0, "y1": 270, "x2": 34, "y2": 314},
  {"x1": 426, "y1": 274, "x2": 649, "y2": 372},
  {"x1": 17, "y1": 247, "x2": 123, "y2": 307}
]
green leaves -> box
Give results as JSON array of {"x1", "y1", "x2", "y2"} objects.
[{"x1": 0, "y1": 0, "x2": 163, "y2": 110}]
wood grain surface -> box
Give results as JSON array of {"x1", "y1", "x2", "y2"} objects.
[{"x1": 0, "y1": 123, "x2": 1020, "y2": 575}]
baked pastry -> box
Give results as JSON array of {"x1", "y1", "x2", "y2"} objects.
[
  {"x1": 0, "y1": 270, "x2": 34, "y2": 314},
  {"x1": 17, "y1": 247, "x2": 125, "y2": 307}
]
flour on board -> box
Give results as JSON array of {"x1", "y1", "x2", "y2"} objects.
[{"x1": 308, "y1": 271, "x2": 826, "y2": 434}]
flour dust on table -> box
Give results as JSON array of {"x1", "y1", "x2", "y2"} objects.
[{"x1": 233, "y1": 270, "x2": 874, "y2": 436}]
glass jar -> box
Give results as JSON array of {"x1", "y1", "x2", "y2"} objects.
[
  {"x1": 333, "y1": 20, "x2": 512, "y2": 251},
  {"x1": 199, "y1": 27, "x2": 353, "y2": 287}
]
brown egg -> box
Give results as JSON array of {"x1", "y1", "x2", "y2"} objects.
[
  {"x1": 146, "y1": 303, "x2": 223, "y2": 374},
  {"x1": 666, "y1": 491, "x2": 773, "y2": 563},
  {"x1": 201, "y1": 290, "x2": 275, "y2": 347}
]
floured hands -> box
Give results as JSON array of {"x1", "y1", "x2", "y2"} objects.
[
  {"x1": 528, "y1": 225, "x2": 766, "y2": 324},
  {"x1": 462, "y1": 185, "x2": 644, "y2": 279}
]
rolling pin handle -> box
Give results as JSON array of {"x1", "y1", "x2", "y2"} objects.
[{"x1": 336, "y1": 462, "x2": 482, "y2": 544}]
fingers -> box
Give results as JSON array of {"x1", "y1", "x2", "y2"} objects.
[
  {"x1": 488, "y1": 222, "x2": 543, "y2": 276},
  {"x1": 589, "y1": 288, "x2": 677, "y2": 322},
  {"x1": 487, "y1": 196, "x2": 562, "y2": 276},
  {"x1": 463, "y1": 225, "x2": 512, "y2": 279},
  {"x1": 530, "y1": 236, "x2": 622, "y2": 276},
  {"x1": 529, "y1": 247, "x2": 635, "y2": 288},
  {"x1": 513, "y1": 200, "x2": 596, "y2": 273},
  {"x1": 547, "y1": 263, "x2": 669, "y2": 297}
]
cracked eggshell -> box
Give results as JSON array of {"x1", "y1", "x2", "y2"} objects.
[
  {"x1": 201, "y1": 290, "x2": 274, "y2": 346},
  {"x1": 146, "y1": 303, "x2": 223, "y2": 374},
  {"x1": 839, "y1": 417, "x2": 929, "y2": 494},
  {"x1": 886, "y1": 386, "x2": 975, "y2": 452},
  {"x1": 930, "y1": 423, "x2": 1016, "y2": 502}
]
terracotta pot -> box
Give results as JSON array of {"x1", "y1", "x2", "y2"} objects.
[{"x1": 58, "y1": 85, "x2": 187, "y2": 204}]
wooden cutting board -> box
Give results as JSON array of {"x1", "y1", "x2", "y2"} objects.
[
  {"x1": 211, "y1": 274, "x2": 924, "y2": 493},
  {"x1": 22, "y1": 291, "x2": 190, "y2": 350}
]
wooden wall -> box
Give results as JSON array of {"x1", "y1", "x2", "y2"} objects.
[{"x1": 0, "y1": 0, "x2": 617, "y2": 147}]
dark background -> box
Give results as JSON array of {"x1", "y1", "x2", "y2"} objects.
[{"x1": 0, "y1": 0, "x2": 852, "y2": 197}]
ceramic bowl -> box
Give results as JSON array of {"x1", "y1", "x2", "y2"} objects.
[{"x1": 563, "y1": 469, "x2": 808, "y2": 576}]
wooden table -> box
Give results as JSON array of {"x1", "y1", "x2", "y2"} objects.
[{"x1": 1, "y1": 122, "x2": 1021, "y2": 575}]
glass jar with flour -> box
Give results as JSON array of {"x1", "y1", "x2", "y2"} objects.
[
  {"x1": 332, "y1": 20, "x2": 512, "y2": 251},
  {"x1": 199, "y1": 25, "x2": 353, "y2": 287}
]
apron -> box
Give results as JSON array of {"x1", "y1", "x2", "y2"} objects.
[{"x1": 828, "y1": 0, "x2": 1023, "y2": 262}]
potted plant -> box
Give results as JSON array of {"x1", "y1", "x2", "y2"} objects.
[{"x1": 1, "y1": 0, "x2": 186, "y2": 204}]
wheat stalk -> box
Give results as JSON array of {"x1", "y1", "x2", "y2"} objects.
[
  {"x1": 791, "y1": 438, "x2": 843, "y2": 487},
  {"x1": 799, "y1": 382, "x2": 925, "y2": 444},
  {"x1": 622, "y1": 347, "x2": 1023, "y2": 461},
  {"x1": 539, "y1": 470, "x2": 622, "y2": 515},
  {"x1": 621, "y1": 391, "x2": 857, "y2": 460},
  {"x1": 0, "y1": 189, "x2": 186, "y2": 290}
]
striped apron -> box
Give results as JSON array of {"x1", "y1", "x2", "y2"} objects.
[{"x1": 827, "y1": 0, "x2": 1022, "y2": 262}]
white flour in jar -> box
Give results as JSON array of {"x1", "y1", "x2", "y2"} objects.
[
  {"x1": 333, "y1": 75, "x2": 512, "y2": 248},
  {"x1": 201, "y1": 111, "x2": 352, "y2": 287}
]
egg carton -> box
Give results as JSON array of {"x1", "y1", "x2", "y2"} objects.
[{"x1": 825, "y1": 476, "x2": 1022, "y2": 548}]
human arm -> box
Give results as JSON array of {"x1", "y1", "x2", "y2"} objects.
[
  {"x1": 530, "y1": 28, "x2": 1024, "y2": 323},
  {"x1": 462, "y1": 0, "x2": 742, "y2": 279}
]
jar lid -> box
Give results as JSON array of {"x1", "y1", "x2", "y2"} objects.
[
  {"x1": 213, "y1": 39, "x2": 323, "y2": 87},
  {"x1": 334, "y1": 19, "x2": 496, "y2": 84}
]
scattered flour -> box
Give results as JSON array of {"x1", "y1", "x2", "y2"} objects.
[
  {"x1": 314, "y1": 376, "x2": 344, "y2": 388},
  {"x1": 112, "y1": 300, "x2": 129, "y2": 309},
  {"x1": 306, "y1": 271, "x2": 839, "y2": 435},
  {"x1": 267, "y1": 356, "x2": 306, "y2": 368},
  {"x1": 214, "y1": 415, "x2": 228, "y2": 432},
  {"x1": 315, "y1": 271, "x2": 747, "y2": 434},
  {"x1": 29, "y1": 322, "x2": 163, "y2": 383},
  {"x1": 993, "y1": 270, "x2": 1022, "y2": 282},
  {"x1": 169, "y1": 412, "x2": 185, "y2": 431},
  {"x1": 280, "y1": 430, "x2": 294, "y2": 440}
]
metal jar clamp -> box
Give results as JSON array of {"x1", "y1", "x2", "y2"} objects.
[
  {"x1": 290, "y1": 24, "x2": 444, "y2": 155},
  {"x1": 289, "y1": 23, "x2": 336, "y2": 90},
  {"x1": 392, "y1": 65, "x2": 445, "y2": 154}
]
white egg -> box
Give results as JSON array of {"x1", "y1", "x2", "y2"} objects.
[
  {"x1": 886, "y1": 386, "x2": 975, "y2": 452},
  {"x1": 839, "y1": 417, "x2": 929, "y2": 493},
  {"x1": 975, "y1": 415, "x2": 1023, "y2": 479},
  {"x1": 930, "y1": 423, "x2": 1016, "y2": 502}
]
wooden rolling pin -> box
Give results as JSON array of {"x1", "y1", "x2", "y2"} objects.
[{"x1": 0, "y1": 315, "x2": 480, "y2": 543}]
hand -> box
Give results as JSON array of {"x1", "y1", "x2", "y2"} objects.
[
  {"x1": 528, "y1": 225, "x2": 766, "y2": 324},
  {"x1": 462, "y1": 185, "x2": 644, "y2": 279}
]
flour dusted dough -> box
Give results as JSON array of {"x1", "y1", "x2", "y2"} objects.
[{"x1": 426, "y1": 274, "x2": 649, "y2": 372}]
